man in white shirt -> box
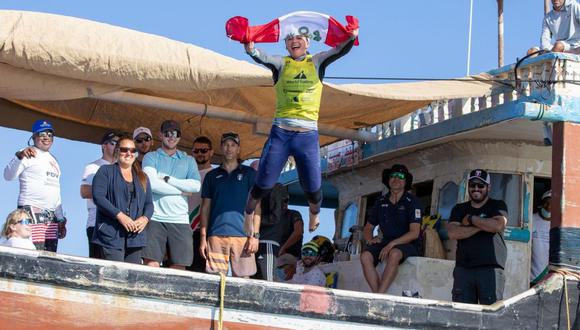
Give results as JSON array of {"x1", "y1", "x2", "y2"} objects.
[
  {"x1": 288, "y1": 241, "x2": 326, "y2": 287},
  {"x1": 80, "y1": 131, "x2": 120, "y2": 258},
  {"x1": 531, "y1": 190, "x2": 552, "y2": 285},
  {"x1": 187, "y1": 136, "x2": 214, "y2": 272},
  {"x1": 528, "y1": 0, "x2": 580, "y2": 54},
  {"x1": 3, "y1": 120, "x2": 66, "y2": 252}
]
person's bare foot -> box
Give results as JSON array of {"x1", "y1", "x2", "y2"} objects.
[
  {"x1": 243, "y1": 212, "x2": 254, "y2": 236},
  {"x1": 309, "y1": 211, "x2": 320, "y2": 233}
]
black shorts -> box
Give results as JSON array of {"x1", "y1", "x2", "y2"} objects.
[
  {"x1": 142, "y1": 221, "x2": 193, "y2": 266},
  {"x1": 365, "y1": 240, "x2": 418, "y2": 266},
  {"x1": 452, "y1": 266, "x2": 505, "y2": 305}
]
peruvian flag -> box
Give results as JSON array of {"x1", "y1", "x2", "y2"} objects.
[{"x1": 226, "y1": 11, "x2": 359, "y2": 47}]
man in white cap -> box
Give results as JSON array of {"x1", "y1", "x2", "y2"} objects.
[
  {"x1": 530, "y1": 189, "x2": 552, "y2": 286},
  {"x1": 80, "y1": 131, "x2": 120, "y2": 258},
  {"x1": 133, "y1": 127, "x2": 153, "y2": 167}
]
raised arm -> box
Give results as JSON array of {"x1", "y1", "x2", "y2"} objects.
[{"x1": 3, "y1": 156, "x2": 26, "y2": 181}]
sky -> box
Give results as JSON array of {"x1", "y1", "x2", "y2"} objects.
[{"x1": 0, "y1": 1, "x2": 546, "y2": 257}]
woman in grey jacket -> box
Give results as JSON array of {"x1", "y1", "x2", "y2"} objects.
[{"x1": 92, "y1": 136, "x2": 153, "y2": 263}]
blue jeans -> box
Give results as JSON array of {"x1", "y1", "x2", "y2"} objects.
[{"x1": 256, "y1": 125, "x2": 321, "y2": 194}]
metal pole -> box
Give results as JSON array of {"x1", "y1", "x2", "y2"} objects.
[
  {"x1": 93, "y1": 91, "x2": 379, "y2": 142},
  {"x1": 497, "y1": 0, "x2": 504, "y2": 67},
  {"x1": 467, "y1": 0, "x2": 474, "y2": 76}
]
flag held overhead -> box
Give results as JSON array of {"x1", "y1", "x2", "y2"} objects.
[{"x1": 226, "y1": 11, "x2": 359, "y2": 47}]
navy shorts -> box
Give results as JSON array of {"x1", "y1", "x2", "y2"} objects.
[
  {"x1": 256, "y1": 125, "x2": 321, "y2": 193},
  {"x1": 452, "y1": 266, "x2": 505, "y2": 305},
  {"x1": 365, "y1": 240, "x2": 419, "y2": 266}
]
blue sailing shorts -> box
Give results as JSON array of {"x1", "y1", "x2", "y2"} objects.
[{"x1": 256, "y1": 125, "x2": 321, "y2": 193}]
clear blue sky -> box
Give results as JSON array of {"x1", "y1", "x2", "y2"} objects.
[{"x1": 0, "y1": 1, "x2": 545, "y2": 257}]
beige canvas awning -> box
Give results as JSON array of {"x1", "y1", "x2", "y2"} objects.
[{"x1": 0, "y1": 10, "x2": 503, "y2": 159}]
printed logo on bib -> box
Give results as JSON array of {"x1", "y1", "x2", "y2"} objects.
[
  {"x1": 415, "y1": 209, "x2": 421, "y2": 219},
  {"x1": 237, "y1": 173, "x2": 243, "y2": 181}
]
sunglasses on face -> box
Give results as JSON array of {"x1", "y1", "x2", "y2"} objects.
[
  {"x1": 163, "y1": 130, "x2": 181, "y2": 138},
  {"x1": 469, "y1": 183, "x2": 487, "y2": 189},
  {"x1": 118, "y1": 147, "x2": 138, "y2": 154},
  {"x1": 17, "y1": 218, "x2": 31, "y2": 225},
  {"x1": 193, "y1": 148, "x2": 210, "y2": 154},
  {"x1": 36, "y1": 131, "x2": 54, "y2": 139},
  {"x1": 390, "y1": 172, "x2": 406, "y2": 180},
  {"x1": 301, "y1": 249, "x2": 318, "y2": 257},
  {"x1": 134, "y1": 136, "x2": 152, "y2": 143}
]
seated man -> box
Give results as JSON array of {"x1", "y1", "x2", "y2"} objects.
[
  {"x1": 288, "y1": 242, "x2": 326, "y2": 287},
  {"x1": 360, "y1": 164, "x2": 421, "y2": 294},
  {"x1": 528, "y1": 0, "x2": 580, "y2": 55}
]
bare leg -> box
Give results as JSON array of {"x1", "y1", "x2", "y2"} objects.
[
  {"x1": 552, "y1": 41, "x2": 565, "y2": 53},
  {"x1": 360, "y1": 251, "x2": 380, "y2": 293},
  {"x1": 527, "y1": 47, "x2": 540, "y2": 56},
  {"x1": 378, "y1": 249, "x2": 403, "y2": 293},
  {"x1": 308, "y1": 206, "x2": 320, "y2": 232}
]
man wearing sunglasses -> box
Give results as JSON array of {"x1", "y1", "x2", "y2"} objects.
[
  {"x1": 80, "y1": 131, "x2": 120, "y2": 258},
  {"x1": 133, "y1": 127, "x2": 153, "y2": 167},
  {"x1": 447, "y1": 169, "x2": 508, "y2": 305},
  {"x1": 360, "y1": 164, "x2": 422, "y2": 294},
  {"x1": 142, "y1": 120, "x2": 201, "y2": 270},
  {"x1": 186, "y1": 136, "x2": 214, "y2": 272},
  {"x1": 3, "y1": 119, "x2": 66, "y2": 252},
  {"x1": 243, "y1": 28, "x2": 359, "y2": 234},
  {"x1": 287, "y1": 241, "x2": 326, "y2": 287}
]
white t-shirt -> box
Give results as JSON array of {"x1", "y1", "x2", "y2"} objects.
[
  {"x1": 188, "y1": 167, "x2": 212, "y2": 230},
  {"x1": 3, "y1": 148, "x2": 63, "y2": 218},
  {"x1": 0, "y1": 237, "x2": 36, "y2": 250},
  {"x1": 531, "y1": 212, "x2": 551, "y2": 281},
  {"x1": 81, "y1": 158, "x2": 111, "y2": 228},
  {"x1": 288, "y1": 261, "x2": 327, "y2": 287}
]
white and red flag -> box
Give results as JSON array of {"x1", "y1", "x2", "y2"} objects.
[{"x1": 226, "y1": 11, "x2": 359, "y2": 47}]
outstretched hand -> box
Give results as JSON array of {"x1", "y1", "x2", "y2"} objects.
[
  {"x1": 350, "y1": 28, "x2": 359, "y2": 38},
  {"x1": 244, "y1": 42, "x2": 255, "y2": 54}
]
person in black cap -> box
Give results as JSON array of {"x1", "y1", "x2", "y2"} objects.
[
  {"x1": 360, "y1": 164, "x2": 422, "y2": 293},
  {"x1": 447, "y1": 169, "x2": 508, "y2": 305},
  {"x1": 80, "y1": 131, "x2": 120, "y2": 258}
]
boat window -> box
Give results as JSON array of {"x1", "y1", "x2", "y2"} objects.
[
  {"x1": 340, "y1": 202, "x2": 359, "y2": 238},
  {"x1": 489, "y1": 173, "x2": 522, "y2": 227},
  {"x1": 533, "y1": 177, "x2": 551, "y2": 211},
  {"x1": 412, "y1": 180, "x2": 434, "y2": 216},
  {"x1": 437, "y1": 181, "x2": 459, "y2": 220}
]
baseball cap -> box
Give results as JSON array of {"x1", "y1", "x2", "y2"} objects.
[
  {"x1": 100, "y1": 131, "x2": 119, "y2": 145},
  {"x1": 276, "y1": 253, "x2": 298, "y2": 268},
  {"x1": 32, "y1": 120, "x2": 54, "y2": 134},
  {"x1": 221, "y1": 132, "x2": 240, "y2": 145},
  {"x1": 542, "y1": 190, "x2": 552, "y2": 200},
  {"x1": 160, "y1": 120, "x2": 181, "y2": 133},
  {"x1": 301, "y1": 241, "x2": 320, "y2": 254},
  {"x1": 468, "y1": 169, "x2": 491, "y2": 185},
  {"x1": 133, "y1": 127, "x2": 152, "y2": 140}
]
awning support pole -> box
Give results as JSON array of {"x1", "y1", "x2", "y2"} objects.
[{"x1": 93, "y1": 91, "x2": 379, "y2": 142}]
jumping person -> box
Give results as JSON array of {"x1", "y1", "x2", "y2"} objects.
[{"x1": 242, "y1": 26, "x2": 359, "y2": 234}]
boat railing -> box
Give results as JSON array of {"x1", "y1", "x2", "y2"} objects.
[{"x1": 280, "y1": 53, "x2": 580, "y2": 175}]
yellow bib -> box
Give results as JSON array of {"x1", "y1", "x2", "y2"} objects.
[{"x1": 274, "y1": 55, "x2": 323, "y2": 121}]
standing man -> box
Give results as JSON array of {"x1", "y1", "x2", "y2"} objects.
[
  {"x1": 142, "y1": 120, "x2": 200, "y2": 270},
  {"x1": 199, "y1": 132, "x2": 259, "y2": 278},
  {"x1": 242, "y1": 27, "x2": 359, "y2": 234},
  {"x1": 187, "y1": 136, "x2": 214, "y2": 272},
  {"x1": 3, "y1": 120, "x2": 66, "y2": 252},
  {"x1": 447, "y1": 169, "x2": 508, "y2": 305},
  {"x1": 133, "y1": 127, "x2": 153, "y2": 167},
  {"x1": 360, "y1": 164, "x2": 421, "y2": 294},
  {"x1": 80, "y1": 131, "x2": 119, "y2": 258},
  {"x1": 531, "y1": 190, "x2": 552, "y2": 286}
]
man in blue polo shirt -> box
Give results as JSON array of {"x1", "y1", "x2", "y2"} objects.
[
  {"x1": 360, "y1": 164, "x2": 422, "y2": 293},
  {"x1": 142, "y1": 120, "x2": 201, "y2": 270},
  {"x1": 199, "y1": 132, "x2": 259, "y2": 277}
]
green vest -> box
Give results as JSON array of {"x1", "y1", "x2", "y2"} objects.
[{"x1": 274, "y1": 55, "x2": 323, "y2": 121}]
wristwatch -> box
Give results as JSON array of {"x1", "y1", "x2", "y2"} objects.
[
  {"x1": 468, "y1": 215, "x2": 474, "y2": 225},
  {"x1": 163, "y1": 176, "x2": 170, "y2": 183},
  {"x1": 251, "y1": 232, "x2": 260, "y2": 239}
]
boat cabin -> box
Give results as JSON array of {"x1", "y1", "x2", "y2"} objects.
[{"x1": 281, "y1": 52, "x2": 580, "y2": 301}]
